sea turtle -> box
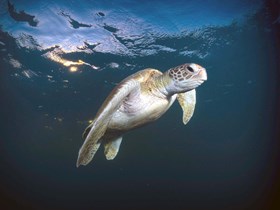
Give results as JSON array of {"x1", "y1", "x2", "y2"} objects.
[{"x1": 76, "y1": 63, "x2": 207, "y2": 167}]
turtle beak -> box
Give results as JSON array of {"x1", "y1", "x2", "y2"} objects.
[{"x1": 198, "y1": 67, "x2": 207, "y2": 81}]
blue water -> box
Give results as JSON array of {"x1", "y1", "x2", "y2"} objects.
[{"x1": 0, "y1": 0, "x2": 279, "y2": 210}]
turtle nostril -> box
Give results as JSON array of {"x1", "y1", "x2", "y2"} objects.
[{"x1": 187, "y1": 66, "x2": 194, "y2": 72}]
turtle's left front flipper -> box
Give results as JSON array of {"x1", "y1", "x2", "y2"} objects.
[
  {"x1": 176, "y1": 89, "x2": 196, "y2": 125},
  {"x1": 76, "y1": 79, "x2": 140, "y2": 167}
]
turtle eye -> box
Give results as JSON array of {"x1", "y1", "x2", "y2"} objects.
[{"x1": 187, "y1": 66, "x2": 194, "y2": 72}]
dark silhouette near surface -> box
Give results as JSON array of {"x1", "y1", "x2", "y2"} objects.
[
  {"x1": 103, "y1": 24, "x2": 119, "y2": 33},
  {"x1": 60, "y1": 12, "x2": 92, "y2": 29},
  {"x1": 7, "y1": 1, "x2": 39, "y2": 27}
]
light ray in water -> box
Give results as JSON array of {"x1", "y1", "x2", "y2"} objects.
[{"x1": 44, "y1": 49, "x2": 99, "y2": 71}]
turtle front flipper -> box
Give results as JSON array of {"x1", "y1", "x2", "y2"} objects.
[
  {"x1": 76, "y1": 79, "x2": 140, "y2": 167},
  {"x1": 82, "y1": 124, "x2": 92, "y2": 140},
  {"x1": 176, "y1": 89, "x2": 196, "y2": 125}
]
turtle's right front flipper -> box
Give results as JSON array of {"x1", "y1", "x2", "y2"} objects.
[
  {"x1": 76, "y1": 118, "x2": 107, "y2": 167},
  {"x1": 76, "y1": 79, "x2": 140, "y2": 167},
  {"x1": 176, "y1": 89, "x2": 196, "y2": 125}
]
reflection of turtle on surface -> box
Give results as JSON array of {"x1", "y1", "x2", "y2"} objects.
[{"x1": 76, "y1": 63, "x2": 207, "y2": 167}]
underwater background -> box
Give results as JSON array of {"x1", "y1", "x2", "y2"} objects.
[{"x1": 0, "y1": 0, "x2": 279, "y2": 209}]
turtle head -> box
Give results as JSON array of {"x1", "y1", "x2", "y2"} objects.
[{"x1": 166, "y1": 63, "x2": 207, "y2": 94}]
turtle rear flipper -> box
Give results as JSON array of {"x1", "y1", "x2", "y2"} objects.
[{"x1": 104, "y1": 136, "x2": 123, "y2": 160}]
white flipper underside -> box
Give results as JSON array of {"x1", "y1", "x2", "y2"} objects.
[
  {"x1": 177, "y1": 89, "x2": 196, "y2": 125},
  {"x1": 76, "y1": 79, "x2": 140, "y2": 167}
]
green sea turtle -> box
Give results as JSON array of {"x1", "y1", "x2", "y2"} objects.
[{"x1": 76, "y1": 63, "x2": 207, "y2": 167}]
